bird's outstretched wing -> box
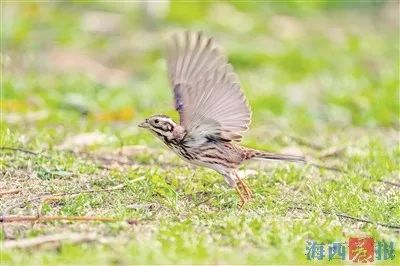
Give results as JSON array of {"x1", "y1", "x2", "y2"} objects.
[{"x1": 167, "y1": 31, "x2": 251, "y2": 142}]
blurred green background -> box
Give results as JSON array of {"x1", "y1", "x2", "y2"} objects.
[
  {"x1": 3, "y1": 1, "x2": 398, "y2": 143},
  {"x1": 2, "y1": 1, "x2": 399, "y2": 265}
]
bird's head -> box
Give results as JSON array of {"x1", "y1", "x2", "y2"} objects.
[{"x1": 139, "y1": 115, "x2": 184, "y2": 142}]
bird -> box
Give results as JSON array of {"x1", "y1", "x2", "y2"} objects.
[{"x1": 139, "y1": 31, "x2": 305, "y2": 206}]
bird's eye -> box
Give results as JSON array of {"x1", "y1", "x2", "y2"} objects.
[{"x1": 154, "y1": 119, "x2": 159, "y2": 124}]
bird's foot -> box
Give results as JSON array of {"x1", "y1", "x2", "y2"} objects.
[{"x1": 235, "y1": 178, "x2": 252, "y2": 208}]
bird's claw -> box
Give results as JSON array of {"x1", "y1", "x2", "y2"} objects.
[{"x1": 235, "y1": 178, "x2": 252, "y2": 208}]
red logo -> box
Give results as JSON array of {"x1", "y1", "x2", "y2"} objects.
[{"x1": 349, "y1": 237, "x2": 375, "y2": 263}]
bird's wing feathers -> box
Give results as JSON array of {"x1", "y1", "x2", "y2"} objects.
[{"x1": 167, "y1": 31, "x2": 251, "y2": 142}]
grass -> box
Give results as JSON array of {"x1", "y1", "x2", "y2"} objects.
[{"x1": 1, "y1": 1, "x2": 399, "y2": 265}]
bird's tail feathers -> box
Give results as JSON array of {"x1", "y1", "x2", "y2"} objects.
[{"x1": 244, "y1": 149, "x2": 306, "y2": 163}]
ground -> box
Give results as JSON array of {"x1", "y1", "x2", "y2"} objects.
[{"x1": 1, "y1": 2, "x2": 399, "y2": 265}]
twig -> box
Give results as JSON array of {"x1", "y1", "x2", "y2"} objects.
[
  {"x1": 308, "y1": 162, "x2": 343, "y2": 172},
  {"x1": 318, "y1": 146, "x2": 346, "y2": 159},
  {"x1": 3, "y1": 184, "x2": 126, "y2": 215},
  {"x1": 193, "y1": 195, "x2": 218, "y2": 208},
  {"x1": 308, "y1": 162, "x2": 400, "y2": 189},
  {"x1": 290, "y1": 206, "x2": 400, "y2": 230},
  {"x1": 42, "y1": 184, "x2": 126, "y2": 198},
  {"x1": 3, "y1": 233, "x2": 98, "y2": 249},
  {"x1": 191, "y1": 191, "x2": 227, "y2": 208},
  {"x1": 0, "y1": 215, "x2": 124, "y2": 223},
  {"x1": 0, "y1": 146, "x2": 40, "y2": 155},
  {"x1": 335, "y1": 213, "x2": 400, "y2": 229},
  {"x1": 0, "y1": 189, "x2": 22, "y2": 196},
  {"x1": 39, "y1": 184, "x2": 126, "y2": 203},
  {"x1": 381, "y1": 180, "x2": 400, "y2": 188},
  {"x1": 288, "y1": 136, "x2": 324, "y2": 150}
]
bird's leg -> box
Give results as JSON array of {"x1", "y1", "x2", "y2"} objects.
[
  {"x1": 235, "y1": 185, "x2": 246, "y2": 207},
  {"x1": 244, "y1": 180, "x2": 253, "y2": 197},
  {"x1": 234, "y1": 173, "x2": 252, "y2": 208},
  {"x1": 236, "y1": 173, "x2": 253, "y2": 198},
  {"x1": 226, "y1": 172, "x2": 251, "y2": 207}
]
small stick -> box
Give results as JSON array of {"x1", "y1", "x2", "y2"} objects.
[
  {"x1": 308, "y1": 162, "x2": 400, "y2": 188},
  {"x1": 288, "y1": 136, "x2": 324, "y2": 150},
  {"x1": 3, "y1": 184, "x2": 126, "y2": 214},
  {"x1": 335, "y1": 213, "x2": 400, "y2": 230},
  {"x1": 1, "y1": 215, "x2": 119, "y2": 223},
  {"x1": 308, "y1": 162, "x2": 343, "y2": 172},
  {"x1": 318, "y1": 146, "x2": 346, "y2": 159},
  {"x1": 43, "y1": 184, "x2": 126, "y2": 198},
  {"x1": 3, "y1": 233, "x2": 98, "y2": 249},
  {"x1": 192, "y1": 192, "x2": 225, "y2": 208},
  {"x1": 0, "y1": 146, "x2": 40, "y2": 155},
  {"x1": 381, "y1": 180, "x2": 400, "y2": 188},
  {"x1": 0, "y1": 189, "x2": 22, "y2": 196},
  {"x1": 290, "y1": 206, "x2": 400, "y2": 230}
]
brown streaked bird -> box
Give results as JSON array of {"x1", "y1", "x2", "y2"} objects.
[{"x1": 139, "y1": 31, "x2": 305, "y2": 206}]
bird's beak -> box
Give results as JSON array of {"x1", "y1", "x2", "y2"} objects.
[{"x1": 138, "y1": 120, "x2": 149, "y2": 128}]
